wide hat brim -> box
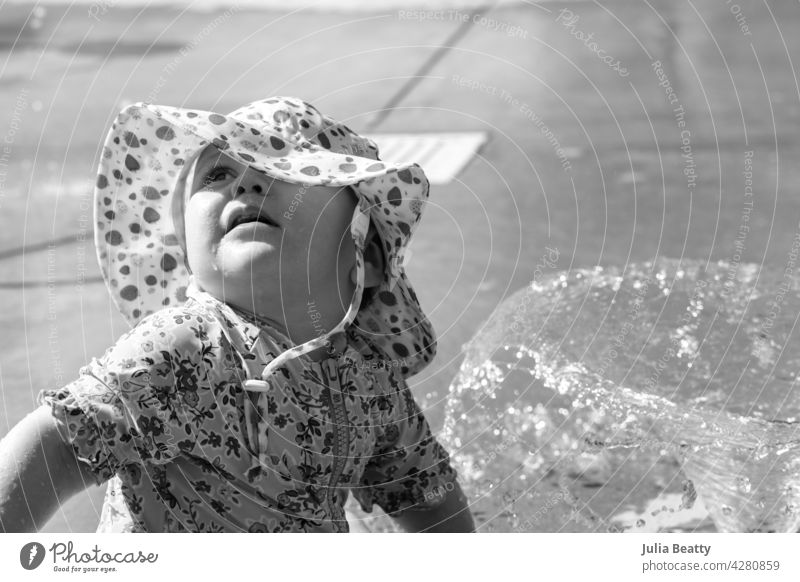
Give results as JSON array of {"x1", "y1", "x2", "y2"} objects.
[{"x1": 94, "y1": 101, "x2": 436, "y2": 377}]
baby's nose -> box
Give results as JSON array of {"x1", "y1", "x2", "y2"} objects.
[
  {"x1": 236, "y1": 183, "x2": 264, "y2": 196},
  {"x1": 234, "y1": 170, "x2": 270, "y2": 197}
]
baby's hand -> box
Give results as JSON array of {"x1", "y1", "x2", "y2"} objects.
[{"x1": 391, "y1": 479, "x2": 475, "y2": 533}]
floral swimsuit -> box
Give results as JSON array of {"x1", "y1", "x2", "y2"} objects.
[{"x1": 40, "y1": 284, "x2": 457, "y2": 532}]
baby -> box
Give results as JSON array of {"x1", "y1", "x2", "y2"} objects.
[{"x1": 0, "y1": 97, "x2": 473, "y2": 533}]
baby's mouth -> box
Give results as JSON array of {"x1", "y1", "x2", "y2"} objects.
[{"x1": 226, "y1": 207, "x2": 281, "y2": 233}]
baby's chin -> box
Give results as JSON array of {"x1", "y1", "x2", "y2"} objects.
[{"x1": 217, "y1": 240, "x2": 281, "y2": 279}]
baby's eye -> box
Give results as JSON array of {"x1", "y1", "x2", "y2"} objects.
[{"x1": 200, "y1": 167, "x2": 236, "y2": 187}]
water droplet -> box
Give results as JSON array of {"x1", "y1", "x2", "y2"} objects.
[
  {"x1": 681, "y1": 480, "x2": 698, "y2": 509},
  {"x1": 736, "y1": 476, "x2": 752, "y2": 494},
  {"x1": 722, "y1": 506, "x2": 733, "y2": 516}
]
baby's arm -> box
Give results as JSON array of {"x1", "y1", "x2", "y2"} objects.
[
  {"x1": 392, "y1": 479, "x2": 475, "y2": 533},
  {"x1": 0, "y1": 406, "x2": 95, "y2": 532},
  {"x1": 353, "y1": 367, "x2": 475, "y2": 533}
]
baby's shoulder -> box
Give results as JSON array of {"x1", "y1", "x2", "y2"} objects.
[{"x1": 104, "y1": 303, "x2": 230, "y2": 366}]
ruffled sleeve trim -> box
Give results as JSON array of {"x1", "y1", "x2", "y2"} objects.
[
  {"x1": 38, "y1": 383, "x2": 121, "y2": 487},
  {"x1": 352, "y1": 457, "x2": 459, "y2": 515}
]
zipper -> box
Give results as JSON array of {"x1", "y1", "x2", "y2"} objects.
[{"x1": 323, "y1": 357, "x2": 350, "y2": 530}]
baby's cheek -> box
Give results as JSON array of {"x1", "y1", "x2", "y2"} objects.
[
  {"x1": 185, "y1": 199, "x2": 224, "y2": 242},
  {"x1": 184, "y1": 204, "x2": 225, "y2": 275}
]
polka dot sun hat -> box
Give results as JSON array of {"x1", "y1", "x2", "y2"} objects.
[{"x1": 94, "y1": 96, "x2": 436, "y2": 378}]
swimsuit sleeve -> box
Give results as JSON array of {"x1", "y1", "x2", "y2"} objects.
[
  {"x1": 351, "y1": 369, "x2": 459, "y2": 515},
  {"x1": 38, "y1": 307, "x2": 222, "y2": 486}
]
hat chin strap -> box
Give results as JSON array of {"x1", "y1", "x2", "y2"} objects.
[{"x1": 246, "y1": 202, "x2": 370, "y2": 388}]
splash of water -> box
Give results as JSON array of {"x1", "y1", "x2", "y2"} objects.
[{"x1": 442, "y1": 258, "x2": 800, "y2": 532}]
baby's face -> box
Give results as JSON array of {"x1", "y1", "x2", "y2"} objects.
[{"x1": 184, "y1": 145, "x2": 358, "y2": 321}]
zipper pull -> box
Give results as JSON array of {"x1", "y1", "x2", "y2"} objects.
[{"x1": 325, "y1": 358, "x2": 343, "y2": 403}]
